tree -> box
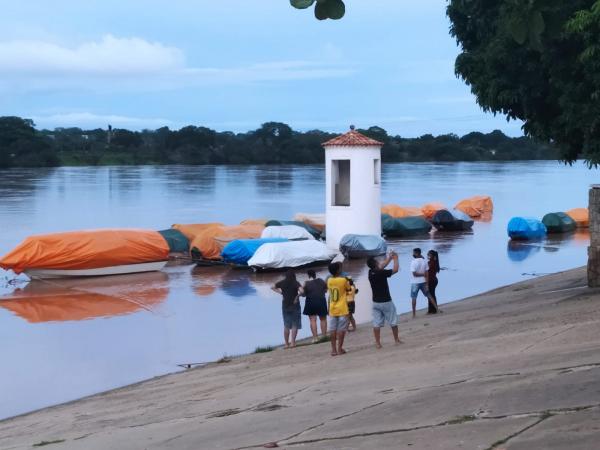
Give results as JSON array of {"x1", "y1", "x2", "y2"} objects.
[
  {"x1": 447, "y1": 0, "x2": 600, "y2": 165},
  {"x1": 290, "y1": 1, "x2": 600, "y2": 165}
]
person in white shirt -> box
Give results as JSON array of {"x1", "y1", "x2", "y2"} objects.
[{"x1": 409, "y1": 248, "x2": 438, "y2": 318}]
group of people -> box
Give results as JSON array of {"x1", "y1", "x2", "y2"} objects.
[{"x1": 271, "y1": 247, "x2": 441, "y2": 355}]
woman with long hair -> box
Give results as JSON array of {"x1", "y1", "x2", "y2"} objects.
[
  {"x1": 427, "y1": 250, "x2": 440, "y2": 314},
  {"x1": 300, "y1": 269, "x2": 328, "y2": 343}
]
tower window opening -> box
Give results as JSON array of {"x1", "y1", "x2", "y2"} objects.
[{"x1": 332, "y1": 159, "x2": 350, "y2": 206}]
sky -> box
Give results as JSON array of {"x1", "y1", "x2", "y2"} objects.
[{"x1": 0, "y1": 1, "x2": 524, "y2": 137}]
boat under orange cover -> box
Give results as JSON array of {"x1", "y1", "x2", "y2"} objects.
[{"x1": 0, "y1": 229, "x2": 170, "y2": 275}]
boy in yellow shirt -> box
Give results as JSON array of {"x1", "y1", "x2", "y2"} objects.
[{"x1": 327, "y1": 262, "x2": 351, "y2": 356}]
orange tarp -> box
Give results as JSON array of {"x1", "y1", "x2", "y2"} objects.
[
  {"x1": 190, "y1": 224, "x2": 264, "y2": 260},
  {"x1": 0, "y1": 229, "x2": 169, "y2": 274},
  {"x1": 240, "y1": 219, "x2": 268, "y2": 226},
  {"x1": 454, "y1": 195, "x2": 494, "y2": 218},
  {"x1": 381, "y1": 205, "x2": 423, "y2": 218},
  {"x1": 293, "y1": 213, "x2": 326, "y2": 231},
  {"x1": 172, "y1": 223, "x2": 224, "y2": 241},
  {"x1": 566, "y1": 208, "x2": 589, "y2": 228},
  {"x1": 0, "y1": 272, "x2": 168, "y2": 323},
  {"x1": 421, "y1": 202, "x2": 447, "y2": 220}
]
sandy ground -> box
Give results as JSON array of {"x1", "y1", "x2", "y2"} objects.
[{"x1": 1, "y1": 267, "x2": 599, "y2": 450}]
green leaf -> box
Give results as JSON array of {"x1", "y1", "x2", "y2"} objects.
[
  {"x1": 326, "y1": 0, "x2": 345, "y2": 20},
  {"x1": 530, "y1": 11, "x2": 545, "y2": 36},
  {"x1": 314, "y1": 2, "x2": 328, "y2": 20},
  {"x1": 290, "y1": 0, "x2": 315, "y2": 9},
  {"x1": 509, "y1": 16, "x2": 528, "y2": 44}
]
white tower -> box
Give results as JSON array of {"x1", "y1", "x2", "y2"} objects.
[{"x1": 323, "y1": 126, "x2": 383, "y2": 249}]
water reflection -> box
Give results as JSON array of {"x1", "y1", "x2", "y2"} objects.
[
  {"x1": 255, "y1": 166, "x2": 294, "y2": 194},
  {"x1": 0, "y1": 272, "x2": 169, "y2": 323},
  {"x1": 507, "y1": 241, "x2": 542, "y2": 262}
]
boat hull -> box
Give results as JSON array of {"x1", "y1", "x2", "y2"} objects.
[{"x1": 24, "y1": 261, "x2": 168, "y2": 279}]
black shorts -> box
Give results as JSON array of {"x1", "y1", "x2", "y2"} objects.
[
  {"x1": 348, "y1": 301, "x2": 355, "y2": 314},
  {"x1": 303, "y1": 297, "x2": 328, "y2": 318}
]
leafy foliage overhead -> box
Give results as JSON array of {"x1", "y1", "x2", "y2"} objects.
[
  {"x1": 449, "y1": 0, "x2": 600, "y2": 166},
  {"x1": 290, "y1": 0, "x2": 346, "y2": 20}
]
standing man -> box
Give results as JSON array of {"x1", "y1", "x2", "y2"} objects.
[
  {"x1": 410, "y1": 248, "x2": 438, "y2": 318},
  {"x1": 272, "y1": 270, "x2": 302, "y2": 349},
  {"x1": 327, "y1": 262, "x2": 351, "y2": 356},
  {"x1": 367, "y1": 250, "x2": 402, "y2": 348}
]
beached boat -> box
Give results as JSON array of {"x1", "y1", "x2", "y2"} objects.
[
  {"x1": 507, "y1": 217, "x2": 547, "y2": 240},
  {"x1": 221, "y1": 238, "x2": 288, "y2": 265},
  {"x1": 247, "y1": 240, "x2": 336, "y2": 270},
  {"x1": 431, "y1": 209, "x2": 474, "y2": 231},
  {"x1": 264, "y1": 220, "x2": 322, "y2": 239},
  {"x1": 0, "y1": 229, "x2": 170, "y2": 279},
  {"x1": 542, "y1": 212, "x2": 576, "y2": 234},
  {"x1": 261, "y1": 225, "x2": 315, "y2": 241},
  {"x1": 339, "y1": 234, "x2": 387, "y2": 258},
  {"x1": 382, "y1": 214, "x2": 432, "y2": 237}
]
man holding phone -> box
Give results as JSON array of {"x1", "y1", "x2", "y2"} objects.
[{"x1": 366, "y1": 250, "x2": 402, "y2": 348}]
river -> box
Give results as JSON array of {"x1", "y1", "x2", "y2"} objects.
[{"x1": 0, "y1": 161, "x2": 595, "y2": 419}]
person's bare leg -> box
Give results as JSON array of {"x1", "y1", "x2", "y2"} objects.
[
  {"x1": 373, "y1": 327, "x2": 382, "y2": 348},
  {"x1": 392, "y1": 325, "x2": 402, "y2": 344},
  {"x1": 309, "y1": 316, "x2": 318, "y2": 341},
  {"x1": 330, "y1": 330, "x2": 338, "y2": 355},
  {"x1": 291, "y1": 327, "x2": 298, "y2": 347},
  {"x1": 412, "y1": 298, "x2": 417, "y2": 318},
  {"x1": 284, "y1": 327, "x2": 290, "y2": 348},
  {"x1": 337, "y1": 331, "x2": 347, "y2": 354},
  {"x1": 348, "y1": 314, "x2": 356, "y2": 331},
  {"x1": 320, "y1": 317, "x2": 327, "y2": 336}
]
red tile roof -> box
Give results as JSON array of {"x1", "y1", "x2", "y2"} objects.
[{"x1": 322, "y1": 128, "x2": 383, "y2": 147}]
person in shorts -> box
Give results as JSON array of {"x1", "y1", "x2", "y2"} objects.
[
  {"x1": 300, "y1": 269, "x2": 328, "y2": 343},
  {"x1": 346, "y1": 276, "x2": 359, "y2": 332},
  {"x1": 272, "y1": 270, "x2": 302, "y2": 349},
  {"x1": 410, "y1": 248, "x2": 438, "y2": 318},
  {"x1": 327, "y1": 262, "x2": 351, "y2": 356},
  {"x1": 367, "y1": 250, "x2": 402, "y2": 348}
]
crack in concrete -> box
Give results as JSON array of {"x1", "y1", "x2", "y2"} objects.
[
  {"x1": 236, "y1": 403, "x2": 600, "y2": 449},
  {"x1": 519, "y1": 325, "x2": 577, "y2": 353}
]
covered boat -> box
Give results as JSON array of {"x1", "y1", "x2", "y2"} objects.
[
  {"x1": 382, "y1": 214, "x2": 432, "y2": 237},
  {"x1": 158, "y1": 228, "x2": 190, "y2": 253},
  {"x1": 421, "y1": 202, "x2": 447, "y2": 220},
  {"x1": 190, "y1": 224, "x2": 264, "y2": 261},
  {"x1": 455, "y1": 195, "x2": 494, "y2": 219},
  {"x1": 542, "y1": 212, "x2": 577, "y2": 234},
  {"x1": 0, "y1": 229, "x2": 170, "y2": 278},
  {"x1": 261, "y1": 225, "x2": 315, "y2": 241},
  {"x1": 339, "y1": 234, "x2": 387, "y2": 258},
  {"x1": 221, "y1": 238, "x2": 288, "y2": 265},
  {"x1": 431, "y1": 209, "x2": 474, "y2": 231},
  {"x1": 171, "y1": 223, "x2": 224, "y2": 241},
  {"x1": 381, "y1": 204, "x2": 423, "y2": 218},
  {"x1": 507, "y1": 217, "x2": 547, "y2": 240},
  {"x1": 264, "y1": 220, "x2": 321, "y2": 239},
  {"x1": 247, "y1": 240, "x2": 336, "y2": 270},
  {"x1": 566, "y1": 208, "x2": 589, "y2": 228},
  {"x1": 293, "y1": 213, "x2": 326, "y2": 232},
  {"x1": 240, "y1": 219, "x2": 268, "y2": 226}
]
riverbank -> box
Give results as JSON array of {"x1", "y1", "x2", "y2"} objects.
[{"x1": 1, "y1": 267, "x2": 599, "y2": 449}]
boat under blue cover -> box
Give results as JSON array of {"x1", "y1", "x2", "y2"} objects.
[
  {"x1": 507, "y1": 217, "x2": 547, "y2": 240},
  {"x1": 221, "y1": 238, "x2": 288, "y2": 265}
]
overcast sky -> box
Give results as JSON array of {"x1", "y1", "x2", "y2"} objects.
[{"x1": 0, "y1": 1, "x2": 523, "y2": 136}]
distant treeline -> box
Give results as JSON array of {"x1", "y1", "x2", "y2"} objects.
[{"x1": 0, "y1": 116, "x2": 558, "y2": 168}]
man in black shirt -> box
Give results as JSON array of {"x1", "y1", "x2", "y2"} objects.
[{"x1": 367, "y1": 250, "x2": 402, "y2": 348}]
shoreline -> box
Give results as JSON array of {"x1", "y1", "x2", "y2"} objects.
[{"x1": 1, "y1": 266, "x2": 599, "y2": 449}]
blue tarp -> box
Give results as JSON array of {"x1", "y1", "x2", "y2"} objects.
[
  {"x1": 221, "y1": 238, "x2": 288, "y2": 265},
  {"x1": 507, "y1": 217, "x2": 547, "y2": 240}
]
